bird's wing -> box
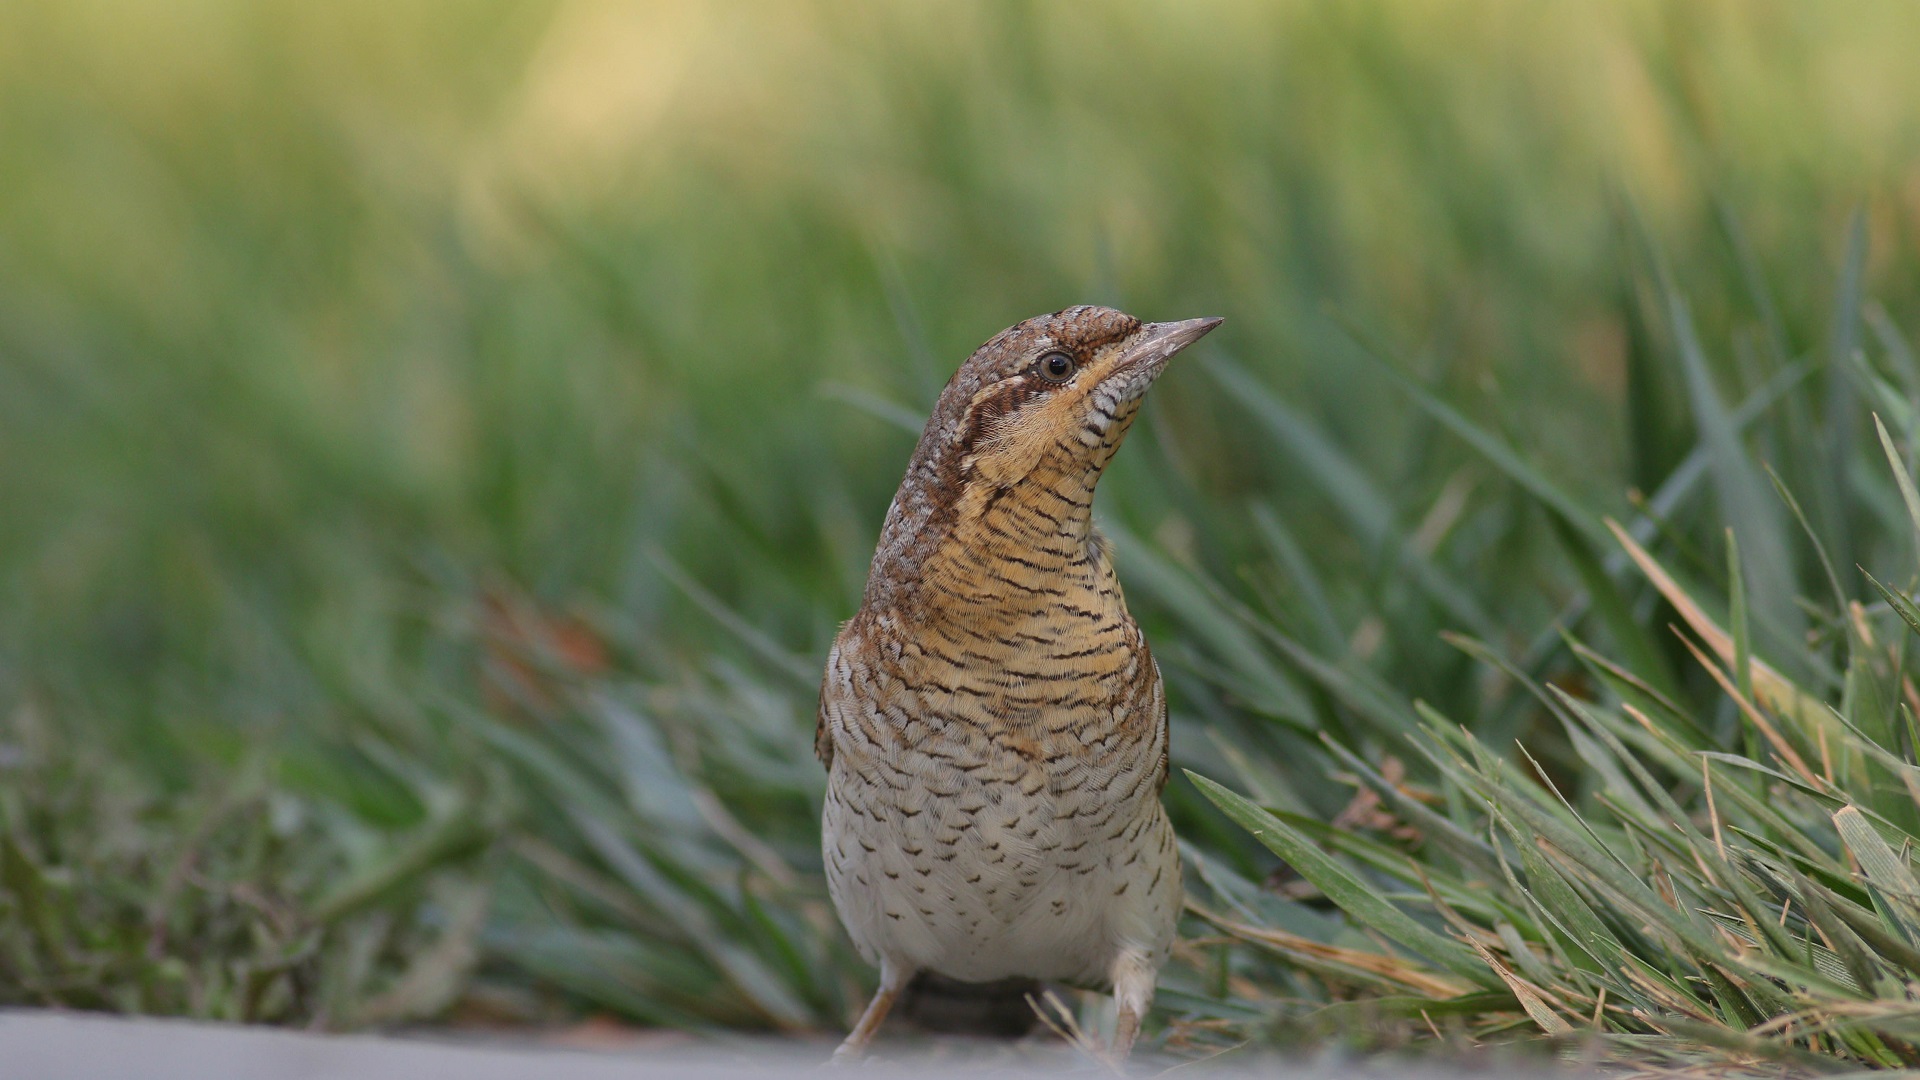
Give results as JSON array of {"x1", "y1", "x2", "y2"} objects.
[
  {"x1": 814, "y1": 683, "x2": 835, "y2": 770},
  {"x1": 815, "y1": 633, "x2": 859, "y2": 770},
  {"x1": 1148, "y1": 648, "x2": 1169, "y2": 794}
]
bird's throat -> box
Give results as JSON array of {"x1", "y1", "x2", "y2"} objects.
[{"x1": 910, "y1": 467, "x2": 1118, "y2": 629}]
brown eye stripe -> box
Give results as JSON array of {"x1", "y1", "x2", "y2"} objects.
[{"x1": 954, "y1": 377, "x2": 1044, "y2": 453}]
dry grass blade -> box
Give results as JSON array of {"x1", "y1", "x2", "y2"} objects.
[
  {"x1": 1466, "y1": 941, "x2": 1573, "y2": 1036},
  {"x1": 1674, "y1": 634, "x2": 1820, "y2": 787},
  {"x1": 1189, "y1": 903, "x2": 1475, "y2": 999},
  {"x1": 1606, "y1": 518, "x2": 1829, "y2": 732},
  {"x1": 1026, "y1": 989, "x2": 1117, "y2": 1073}
]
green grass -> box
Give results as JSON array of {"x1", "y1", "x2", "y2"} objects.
[
  {"x1": 1184, "y1": 353, "x2": 1920, "y2": 1071},
  {"x1": 6, "y1": 0, "x2": 1920, "y2": 1067}
]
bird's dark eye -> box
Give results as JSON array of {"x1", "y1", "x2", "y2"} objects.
[{"x1": 1038, "y1": 352, "x2": 1075, "y2": 382}]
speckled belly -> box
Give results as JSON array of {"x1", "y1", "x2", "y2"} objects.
[{"x1": 821, "y1": 741, "x2": 1180, "y2": 986}]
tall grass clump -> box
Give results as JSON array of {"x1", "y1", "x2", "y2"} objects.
[{"x1": 1174, "y1": 226, "x2": 1920, "y2": 1070}]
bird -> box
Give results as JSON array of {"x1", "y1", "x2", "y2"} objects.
[{"x1": 816, "y1": 305, "x2": 1221, "y2": 1062}]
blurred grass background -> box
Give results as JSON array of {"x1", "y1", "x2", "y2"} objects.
[{"x1": 5, "y1": 0, "x2": 1920, "y2": 1055}]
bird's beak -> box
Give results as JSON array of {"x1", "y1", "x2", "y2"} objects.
[{"x1": 1114, "y1": 316, "x2": 1224, "y2": 376}]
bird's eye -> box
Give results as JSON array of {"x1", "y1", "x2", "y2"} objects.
[{"x1": 1037, "y1": 352, "x2": 1075, "y2": 382}]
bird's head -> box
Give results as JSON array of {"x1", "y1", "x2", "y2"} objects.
[
  {"x1": 938, "y1": 306, "x2": 1221, "y2": 494},
  {"x1": 868, "y1": 306, "x2": 1220, "y2": 601}
]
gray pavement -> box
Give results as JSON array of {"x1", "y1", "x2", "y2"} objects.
[
  {"x1": 2, "y1": 1012, "x2": 803, "y2": 1080},
  {"x1": 0, "y1": 1011, "x2": 1127, "y2": 1079},
  {"x1": 0, "y1": 1010, "x2": 1582, "y2": 1079}
]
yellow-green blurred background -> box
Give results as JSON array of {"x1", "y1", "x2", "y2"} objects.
[{"x1": 4, "y1": 0, "x2": 1920, "y2": 1039}]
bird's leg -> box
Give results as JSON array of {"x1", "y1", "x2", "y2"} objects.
[
  {"x1": 1108, "y1": 949, "x2": 1157, "y2": 1061},
  {"x1": 832, "y1": 958, "x2": 913, "y2": 1064}
]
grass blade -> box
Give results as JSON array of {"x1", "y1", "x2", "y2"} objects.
[{"x1": 1186, "y1": 771, "x2": 1500, "y2": 990}]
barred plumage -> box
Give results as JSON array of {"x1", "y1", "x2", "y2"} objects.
[{"x1": 817, "y1": 307, "x2": 1220, "y2": 1062}]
